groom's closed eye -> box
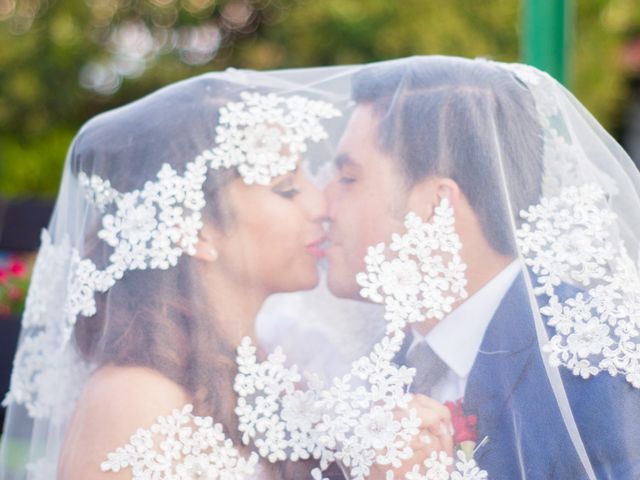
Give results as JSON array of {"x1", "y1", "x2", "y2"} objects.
[
  {"x1": 334, "y1": 153, "x2": 360, "y2": 185},
  {"x1": 338, "y1": 166, "x2": 358, "y2": 185},
  {"x1": 338, "y1": 175, "x2": 356, "y2": 185}
]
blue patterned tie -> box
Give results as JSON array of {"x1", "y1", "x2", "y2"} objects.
[{"x1": 405, "y1": 339, "x2": 449, "y2": 395}]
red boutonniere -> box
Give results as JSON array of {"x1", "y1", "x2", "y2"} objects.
[{"x1": 445, "y1": 398, "x2": 478, "y2": 458}]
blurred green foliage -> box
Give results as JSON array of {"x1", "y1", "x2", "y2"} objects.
[{"x1": 0, "y1": 0, "x2": 639, "y2": 198}]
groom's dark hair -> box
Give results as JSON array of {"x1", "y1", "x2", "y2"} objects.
[{"x1": 351, "y1": 56, "x2": 544, "y2": 256}]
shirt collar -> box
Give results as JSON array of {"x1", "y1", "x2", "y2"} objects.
[{"x1": 411, "y1": 260, "x2": 522, "y2": 379}]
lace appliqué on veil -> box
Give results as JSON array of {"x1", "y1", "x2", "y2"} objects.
[
  {"x1": 3, "y1": 231, "x2": 91, "y2": 418},
  {"x1": 357, "y1": 203, "x2": 468, "y2": 326},
  {"x1": 517, "y1": 184, "x2": 640, "y2": 388},
  {"x1": 208, "y1": 91, "x2": 341, "y2": 186},
  {"x1": 499, "y1": 62, "x2": 640, "y2": 387},
  {"x1": 235, "y1": 201, "x2": 486, "y2": 480},
  {"x1": 101, "y1": 404, "x2": 258, "y2": 479},
  {"x1": 235, "y1": 335, "x2": 421, "y2": 476},
  {"x1": 402, "y1": 451, "x2": 487, "y2": 480}
]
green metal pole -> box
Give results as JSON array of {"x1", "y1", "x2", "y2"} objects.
[{"x1": 522, "y1": 0, "x2": 573, "y2": 86}]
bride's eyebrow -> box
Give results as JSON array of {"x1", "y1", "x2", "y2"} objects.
[{"x1": 271, "y1": 173, "x2": 295, "y2": 189}]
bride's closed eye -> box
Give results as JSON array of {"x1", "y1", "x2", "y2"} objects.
[
  {"x1": 271, "y1": 177, "x2": 300, "y2": 199},
  {"x1": 277, "y1": 187, "x2": 300, "y2": 199}
]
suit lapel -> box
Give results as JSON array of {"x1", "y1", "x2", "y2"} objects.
[{"x1": 463, "y1": 273, "x2": 538, "y2": 460}]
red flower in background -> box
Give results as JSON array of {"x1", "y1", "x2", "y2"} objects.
[
  {"x1": 8, "y1": 259, "x2": 26, "y2": 277},
  {"x1": 0, "y1": 254, "x2": 33, "y2": 318},
  {"x1": 445, "y1": 398, "x2": 478, "y2": 446}
]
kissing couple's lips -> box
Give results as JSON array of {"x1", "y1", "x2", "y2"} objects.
[
  {"x1": 306, "y1": 236, "x2": 330, "y2": 258},
  {"x1": 325, "y1": 234, "x2": 340, "y2": 248}
]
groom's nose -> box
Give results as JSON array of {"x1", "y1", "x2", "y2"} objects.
[
  {"x1": 323, "y1": 179, "x2": 338, "y2": 221},
  {"x1": 302, "y1": 184, "x2": 329, "y2": 223}
]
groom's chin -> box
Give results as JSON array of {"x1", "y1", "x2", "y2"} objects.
[{"x1": 326, "y1": 267, "x2": 362, "y2": 300}]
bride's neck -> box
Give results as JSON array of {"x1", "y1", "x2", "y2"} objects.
[{"x1": 202, "y1": 268, "x2": 267, "y2": 347}]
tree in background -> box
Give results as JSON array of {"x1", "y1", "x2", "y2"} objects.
[{"x1": 0, "y1": 0, "x2": 638, "y2": 198}]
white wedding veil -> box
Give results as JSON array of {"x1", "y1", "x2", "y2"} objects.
[{"x1": 1, "y1": 56, "x2": 640, "y2": 480}]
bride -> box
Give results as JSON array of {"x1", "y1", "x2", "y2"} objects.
[{"x1": 0, "y1": 74, "x2": 341, "y2": 479}]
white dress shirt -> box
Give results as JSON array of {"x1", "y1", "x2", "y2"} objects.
[{"x1": 407, "y1": 260, "x2": 522, "y2": 403}]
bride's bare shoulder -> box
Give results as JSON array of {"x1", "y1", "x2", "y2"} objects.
[
  {"x1": 58, "y1": 365, "x2": 190, "y2": 479},
  {"x1": 84, "y1": 364, "x2": 188, "y2": 408}
]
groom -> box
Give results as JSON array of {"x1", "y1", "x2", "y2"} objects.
[{"x1": 323, "y1": 57, "x2": 640, "y2": 479}]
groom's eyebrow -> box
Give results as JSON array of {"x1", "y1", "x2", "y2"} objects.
[{"x1": 334, "y1": 153, "x2": 358, "y2": 170}]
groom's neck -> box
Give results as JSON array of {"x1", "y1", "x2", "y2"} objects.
[
  {"x1": 465, "y1": 252, "x2": 514, "y2": 300},
  {"x1": 458, "y1": 208, "x2": 516, "y2": 301},
  {"x1": 412, "y1": 237, "x2": 514, "y2": 337}
]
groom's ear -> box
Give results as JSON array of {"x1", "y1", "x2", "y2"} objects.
[{"x1": 406, "y1": 177, "x2": 461, "y2": 220}]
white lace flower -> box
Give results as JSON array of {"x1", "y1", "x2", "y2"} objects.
[
  {"x1": 357, "y1": 201, "x2": 468, "y2": 323},
  {"x1": 570, "y1": 358, "x2": 601, "y2": 380},
  {"x1": 518, "y1": 184, "x2": 640, "y2": 387},
  {"x1": 311, "y1": 468, "x2": 330, "y2": 480},
  {"x1": 234, "y1": 329, "x2": 423, "y2": 480},
  {"x1": 425, "y1": 451, "x2": 454, "y2": 478},
  {"x1": 207, "y1": 91, "x2": 341, "y2": 185},
  {"x1": 354, "y1": 406, "x2": 400, "y2": 451},
  {"x1": 101, "y1": 404, "x2": 258, "y2": 478},
  {"x1": 3, "y1": 232, "x2": 91, "y2": 419},
  {"x1": 567, "y1": 318, "x2": 613, "y2": 358},
  {"x1": 378, "y1": 258, "x2": 423, "y2": 303},
  {"x1": 281, "y1": 390, "x2": 322, "y2": 432},
  {"x1": 400, "y1": 449, "x2": 488, "y2": 480},
  {"x1": 78, "y1": 172, "x2": 117, "y2": 211}
]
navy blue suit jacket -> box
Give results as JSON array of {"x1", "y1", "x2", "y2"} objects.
[
  {"x1": 395, "y1": 273, "x2": 640, "y2": 479},
  {"x1": 464, "y1": 274, "x2": 640, "y2": 480}
]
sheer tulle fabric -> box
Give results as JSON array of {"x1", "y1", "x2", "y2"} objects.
[{"x1": 1, "y1": 57, "x2": 639, "y2": 480}]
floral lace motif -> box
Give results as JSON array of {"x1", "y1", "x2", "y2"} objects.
[
  {"x1": 517, "y1": 184, "x2": 640, "y2": 388},
  {"x1": 401, "y1": 451, "x2": 488, "y2": 480},
  {"x1": 3, "y1": 231, "x2": 90, "y2": 418},
  {"x1": 207, "y1": 91, "x2": 341, "y2": 185},
  {"x1": 235, "y1": 335, "x2": 421, "y2": 478},
  {"x1": 357, "y1": 200, "x2": 468, "y2": 326},
  {"x1": 79, "y1": 156, "x2": 207, "y2": 270},
  {"x1": 101, "y1": 404, "x2": 259, "y2": 479},
  {"x1": 234, "y1": 201, "x2": 483, "y2": 479},
  {"x1": 504, "y1": 63, "x2": 640, "y2": 388}
]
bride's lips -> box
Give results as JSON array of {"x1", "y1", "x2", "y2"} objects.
[{"x1": 306, "y1": 236, "x2": 328, "y2": 257}]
